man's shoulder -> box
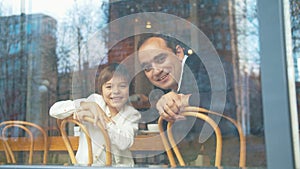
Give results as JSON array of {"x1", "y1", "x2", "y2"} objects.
[{"x1": 185, "y1": 54, "x2": 202, "y2": 65}]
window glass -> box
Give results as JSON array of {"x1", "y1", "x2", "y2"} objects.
[
  {"x1": 0, "y1": 0, "x2": 297, "y2": 168},
  {"x1": 288, "y1": 0, "x2": 300, "y2": 166},
  {"x1": 290, "y1": 0, "x2": 300, "y2": 131}
]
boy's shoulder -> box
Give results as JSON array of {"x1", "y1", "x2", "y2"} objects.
[
  {"x1": 123, "y1": 105, "x2": 141, "y2": 118},
  {"x1": 125, "y1": 104, "x2": 139, "y2": 113},
  {"x1": 123, "y1": 105, "x2": 141, "y2": 122},
  {"x1": 87, "y1": 93, "x2": 103, "y2": 99}
]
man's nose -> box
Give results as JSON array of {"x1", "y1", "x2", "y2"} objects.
[{"x1": 152, "y1": 66, "x2": 163, "y2": 75}]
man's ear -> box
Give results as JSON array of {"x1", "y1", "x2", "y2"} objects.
[{"x1": 175, "y1": 45, "x2": 185, "y2": 60}]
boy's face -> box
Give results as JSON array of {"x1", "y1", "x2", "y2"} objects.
[
  {"x1": 102, "y1": 75, "x2": 129, "y2": 110},
  {"x1": 138, "y1": 37, "x2": 183, "y2": 91}
]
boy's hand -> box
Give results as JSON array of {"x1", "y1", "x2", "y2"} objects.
[{"x1": 76, "y1": 102, "x2": 112, "y2": 128}]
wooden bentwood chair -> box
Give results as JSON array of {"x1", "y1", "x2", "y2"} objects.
[
  {"x1": 158, "y1": 106, "x2": 246, "y2": 168},
  {"x1": 0, "y1": 121, "x2": 48, "y2": 164},
  {"x1": 58, "y1": 116, "x2": 112, "y2": 166}
]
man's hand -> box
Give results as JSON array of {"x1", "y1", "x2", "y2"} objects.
[{"x1": 156, "y1": 91, "x2": 190, "y2": 122}]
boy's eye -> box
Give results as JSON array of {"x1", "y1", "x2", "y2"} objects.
[
  {"x1": 105, "y1": 85, "x2": 112, "y2": 89},
  {"x1": 119, "y1": 83, "x2": 128, "y2": 88}
]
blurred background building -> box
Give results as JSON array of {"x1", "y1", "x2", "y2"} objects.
[{"x1": 0, "y1": 14, "x2": 57, "y2": 128}]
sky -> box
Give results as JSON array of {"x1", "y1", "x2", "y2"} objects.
[
  {"x1": 1, "y1": 0, "x2": 108, "y2": 71},
  {"x1": 2, "y1": 0, "x2": 77, "y2": 21}
]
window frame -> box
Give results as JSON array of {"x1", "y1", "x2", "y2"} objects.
[{"x1": 258, "y1": 0, "x2": 300, "y2": 168}]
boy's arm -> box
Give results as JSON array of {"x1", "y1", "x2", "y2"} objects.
[
  {"x1": 49, "y1": 100, "x2": 77, "y2": 119},
  {"x1": 49, "y1": 97, "x2": 88, "y2": 119}
]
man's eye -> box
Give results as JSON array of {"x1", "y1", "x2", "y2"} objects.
[
  {"x1": 155, "y1": 55, "x2": 167, "y2": 64},
  {"x1": 143, "y1": 65, "x2": 152, "y2": 72}
]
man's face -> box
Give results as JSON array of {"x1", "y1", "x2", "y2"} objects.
[{"x1": 138, "y1": 37, "x2": 183, "y2": 91}]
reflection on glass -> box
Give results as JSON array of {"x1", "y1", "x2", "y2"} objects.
[
  {"x1": 289, "y1": 2, "x2": 300, "y2": 166},
  {"x1": 290, "y1": 0, "x2": 300, "y2": 131},
  {"x1": 0, "y1": 0, "x2": 283, "y2": 168}
]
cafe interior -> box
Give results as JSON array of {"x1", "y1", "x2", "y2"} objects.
[{"x1": 0, "y1": 0, "x2": 299, "y2": 169}]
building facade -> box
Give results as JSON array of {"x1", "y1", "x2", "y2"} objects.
[{"x1": 0, "y1": 14, "x2": 57, "y2": 128}]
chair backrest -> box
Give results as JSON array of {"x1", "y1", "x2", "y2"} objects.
[
  {"x1": 158, "y1": 111, "x2": 222, "y2": 167},
  {"x1": 0, "y1": 137, "x2": 11, "y2": 163},
  {"x1": 184, "y1": 106, "x2": 246, "y2": 168},
  {"x1": 0, "y1": 121, "x2": 48, "y2": 164},
  {"x1": 58, "y1": 116, "x2": 112, "y2": 166},
  {"x1": 159, "y1": 107, "x2": 246, "y2": 168}
]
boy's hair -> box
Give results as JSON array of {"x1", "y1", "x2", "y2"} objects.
[{"x1": 97, "y1": 63, "x2": 130, "y2": 94}]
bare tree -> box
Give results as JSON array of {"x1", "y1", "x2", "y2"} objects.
[
  {"x1": 56, "y1": 0, "x2": 108, "y2": 99},
  {"x1": 233, "y1": 0, "x2": 262, "y2": 135}
]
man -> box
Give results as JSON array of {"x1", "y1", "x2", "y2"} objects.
[
  {"x1": 137, "y1": 33, "x2": 211, "y2": 121},
  {"x1": 137, "y1": 33, "x2": 211, "y2": 163}
]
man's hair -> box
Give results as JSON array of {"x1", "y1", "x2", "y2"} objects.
[{"x1": 137, "y1": 33, "x2": 187, "y2": 54}]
